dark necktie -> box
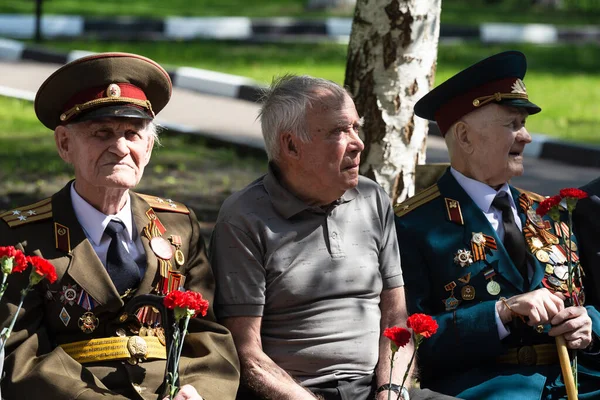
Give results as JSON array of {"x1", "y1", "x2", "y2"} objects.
[
  {"x1": 105, "y1": 220, "x2": 142, "y2": 295},
  {"x1": 492, "y1": 194, "x2": 528, "y2": 282}
]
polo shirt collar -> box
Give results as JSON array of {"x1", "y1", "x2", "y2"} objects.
[
  {"x1": 264, "y1": 163, "x2": 359, "y2": 219},
  {"x1": 70, "y1": 182, "x2": 135, "y2": 246}
]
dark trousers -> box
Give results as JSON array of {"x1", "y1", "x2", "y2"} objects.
[{"x1": 236, "y1": 374, "x2": 460, "y2": 400}]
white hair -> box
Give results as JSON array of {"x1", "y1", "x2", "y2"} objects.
[{"x1": 258, "y1": 74, "x2": 349, "y2": 161}]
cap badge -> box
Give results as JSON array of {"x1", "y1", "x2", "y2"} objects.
[
  {"x1": 511, "y1": 79, "x2": 527, "y2": 95},
  {"x1": 106, "y1": 84, "x2": 121, "y2": 98}
]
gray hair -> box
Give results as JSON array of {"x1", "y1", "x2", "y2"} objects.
[{"x1": 259, "y1": 74, "x2": 349, "y2": 161}]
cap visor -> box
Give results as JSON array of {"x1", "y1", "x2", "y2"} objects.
[
  {"x1": 501, "y1": 99, "x2": 541, "y2": 115},
  {"x1": 72, "y1": 105, "x2": 153, "y2": 124}
]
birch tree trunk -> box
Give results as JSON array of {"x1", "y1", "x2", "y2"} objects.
[{"x1": 344, "y1": 0, "x2": 442, "y2": 204}]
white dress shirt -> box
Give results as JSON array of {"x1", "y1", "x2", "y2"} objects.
[{"x1": 70, "y1": 183, "x2": 145, "y2": 267}]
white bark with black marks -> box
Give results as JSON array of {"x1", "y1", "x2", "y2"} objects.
[{"x1": 345, "y1": 0, "x2": 441, "y2": 204}]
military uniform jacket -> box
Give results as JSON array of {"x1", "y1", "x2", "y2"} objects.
[
  {"x1": 0, "y1": 183, "x2": 240, "y2": 400},
  {"x1": 395, "y1": 169, "x2": 600, "y2": 399}
]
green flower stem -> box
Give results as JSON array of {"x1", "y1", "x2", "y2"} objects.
[
  {"x1": 0, "y1": 272, "x2": 9, "y2": 302},
  {"x1": 566, "y1": 208, "x2": 578, "y2": 387},
  {"x1": 0, "y1": 286, "x2": 30, "y2": 353},
  {"x1": 396, "y1": 336, "x2": 420, "y2": 400},
  {"x1": 387, "y1": 350, "x2": 395, "y2": 400},
  {"x1": 168, "y1": 311, "x2": 193, "y2": 399}
]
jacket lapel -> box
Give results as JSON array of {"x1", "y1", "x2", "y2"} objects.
[
  {"x1": 130, "y1": 193, "x2": 159, "y2": 296},
  {"x1": 438, "y1": 171, "x2": 525, "y2": 293},
  {"x1": 52, "y1": 183, "x2": 123, "y2": 311}
]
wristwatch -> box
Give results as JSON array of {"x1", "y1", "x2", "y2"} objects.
[{"x1": 376, "y1": 384, "x2": 410, "y2": 400}]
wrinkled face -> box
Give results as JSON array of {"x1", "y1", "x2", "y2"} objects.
[
  {"x1": 297, "y1": 92, "x2": 364, "y2": 201},
  {"x1": 464, "y1": 104, "x2": 531, "y2": 186},
  {"x1": 55, "y1": 118, "x2": 154, "y2": 194}
]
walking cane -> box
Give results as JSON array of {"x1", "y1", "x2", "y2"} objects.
[{"x1": 556, "y1": 335, "x2": 577, "y2": 400}]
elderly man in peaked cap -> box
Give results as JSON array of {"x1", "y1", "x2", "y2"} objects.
[
  {"x1": 395, "y1": 51, "x2": 600, "y2": 399},
  {"x1": 0, "y1": 53, "x2": 240, "y2": 399}
]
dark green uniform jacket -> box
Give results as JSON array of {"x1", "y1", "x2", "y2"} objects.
[
  {"x1": 0, "y1": 183, "x2": 240, "y2": 399},
  {"x1": 395, "y1": 169, "x2": 600, "y2": 400}
]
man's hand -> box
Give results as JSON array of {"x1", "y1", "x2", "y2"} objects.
[
  {"x1": 496, "y1": 288, "x2": 564, "y2": 326},
  {"x1": 163, "y1": 385, "x2": 203, "y2": 400},
  {"x1": 549, "y1": 305, "x2": 593, "y2": 349}
]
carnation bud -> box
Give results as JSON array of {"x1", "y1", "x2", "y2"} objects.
[{"x1": 1, "y1": 256, "x2": 14, "y2": 275}]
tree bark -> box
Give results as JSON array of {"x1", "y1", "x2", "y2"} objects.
[{"x1": 344, "y1": 0, "x2": 441, "y2": 204}]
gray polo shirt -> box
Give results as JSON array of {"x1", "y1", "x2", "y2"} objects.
[{"x1": 210, "y1": 166, "x2": 403, "y2": 386}]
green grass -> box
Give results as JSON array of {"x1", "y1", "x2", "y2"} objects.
[
  {"x1": 38, "y1": 39, "x2": 600, "y2": 143},
  {"x1": 3, "y1": 0, "x2": 600, "y2": 26}
]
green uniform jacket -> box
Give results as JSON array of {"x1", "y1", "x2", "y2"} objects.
[
  {"x1": 395, "y1": 169, "x2": 600, "y2": 400},
  {"x1": 0, "y1": 183, "x2": 240, "y2": 400}
]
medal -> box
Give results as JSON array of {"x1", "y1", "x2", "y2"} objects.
[
  {"x1": 443, "y1": 296, "x2": 460, "y2": 311},
  {"x1": 536, "y1": 249, "x2": 550, "y2": 263},
  {"x1": 547, "y1": 275, "x2": 562, "y2": 289},
  {"x1": 78, "y1": 311, "x2": 99, "y2": 333},
  {"x1": 527, "y1": 208, "x2": 546, "y2": 229},
  {"x1": 59, "y1": 307, "x2": 71, "y2": 327},
  {"x1": 530, "y1": 237, "x2": 544, "y2": 250},
  {"x1": 150, "y1": 237, "x2": 174, "y2": 260},
  {"x1": 443, "y1": 281, "x2": 460, "y2": 310},
  {"x1": 553, "y1": 265, "x2": 568, "y2": 280},
  {"x1": 59, "y1": 284, "x2": 79, "y2": 306},
  {"x1": 545, "y1": 264, "x2": 554, "y2": 275},
  {"x1": 484, "y1": 268, "x2": 501, "y2": 295},
  {"x1": 454, "y1": 249, "x2": 473, "y2": 267},
  {"x1": 461, "y1": 285, "x2": 476, "y2": 301},
  {"x1": 169, "y1": 235, "x2": 185, "y2": 267}
]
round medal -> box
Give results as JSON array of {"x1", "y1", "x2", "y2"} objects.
[
  {"x1": 486, "y1": 280, "x2": 501, "y2": 296},
  {"x1": 547, "y1": 275, "x2": 562, "y2": 288},
  {"x1": 472, "y1": 232, "x2": 485, "y2": 245},
  {"x1": 527, "y1": 208, "x2": 546, "y2": 229},
  {"x1": 566, "y1": 239, "x2": 578, "y2": 252},
  {"x1": 150, "y1": 237, "x2": 174, "y2": 260},
  {"x1": 545, "y1": 264, "x2": 554, "y2": 275},
  {"x1": 553, "y1": 265, "x2": 568, "y2": 280},
  {"x1": 175, "y1": 249, "x2": 185, "y2": 266},
  {"x1": 536, "y1": 249, "x2": 550, "y2": 263},
  {"x1": 127, "y1": 336, "x2": 148, "y2": 360},
  {"x1": 461, "y1": 285, "x2": 476, "y2": 301}
]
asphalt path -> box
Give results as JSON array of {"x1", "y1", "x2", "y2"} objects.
[{"x1": 1, "y1": 60, "x2": 599, "y2": 196}]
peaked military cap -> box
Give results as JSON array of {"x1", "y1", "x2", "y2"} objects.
[
  {"x1": 414, "y1": 51, "x2": 541, "y2": 135},
  {"x1": 35, "y1": 52, "x2": 172, "y2": 130}
]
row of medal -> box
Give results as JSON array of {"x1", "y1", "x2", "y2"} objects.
[
  {"x1": 53, "y1": 209, "x2": 188, "y2": 334},
  {"x1": 444, "y1": 194, "x2": 584, "y2": 311}
]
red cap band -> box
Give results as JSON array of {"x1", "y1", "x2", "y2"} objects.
[
  {"x1": 62, "y1": 83, "x2": 148, "y2": 114},
  {"x1": 434, "y1": 77, "x2": 520, "y2": 135}
]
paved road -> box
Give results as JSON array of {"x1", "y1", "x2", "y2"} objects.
[{"x1": 1, "y1": 60, "x2": 598, "y2": 196}]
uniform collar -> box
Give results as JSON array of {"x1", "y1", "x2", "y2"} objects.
[
  {"x1": 264, "y1": 163, "x2": 358, "y2": 219},
  {"x1": 450, "y1": 167, "x2": 515, "y2": 213},
  {"x1": 70, "y1": 182, "x2": 135, "y2": 245}
]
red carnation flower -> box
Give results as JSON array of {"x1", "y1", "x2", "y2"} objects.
[
  {"x1": 164, "y1": 290, "x2": 209, "y2": 318},
  {"x1": 27, "y1": 256, "x2": 57, "y2": 284},
  {"x1": 559, "y1": 188, "x2": 588, "y2": 200},
  {"x1": 407, "y1": 313, "x2": 438, "y2": 338},
  {"x1": 0, "y1": 246, "x2": 28, "y2": 273},
  {"x1": 383, "y1": 326, "x2": 411, "y2": 349},
  {"x1": 536, "y1": 195, "x2": 562, "y2": 217}
]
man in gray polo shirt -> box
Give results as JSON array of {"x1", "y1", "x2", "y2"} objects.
[{"x1": 210, "y1": 75, "x2": 453, "y2": 400}]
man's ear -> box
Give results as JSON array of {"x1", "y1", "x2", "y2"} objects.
[
  {"x1": 454, "y1": 121, "x2": 474, "y2": 155},
  {"x1": 54, "y1": 125, "x2": 71, "y2": 163},
  {"x1": 280, "y1": 132, "x2": 300, "y2": 159}
]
